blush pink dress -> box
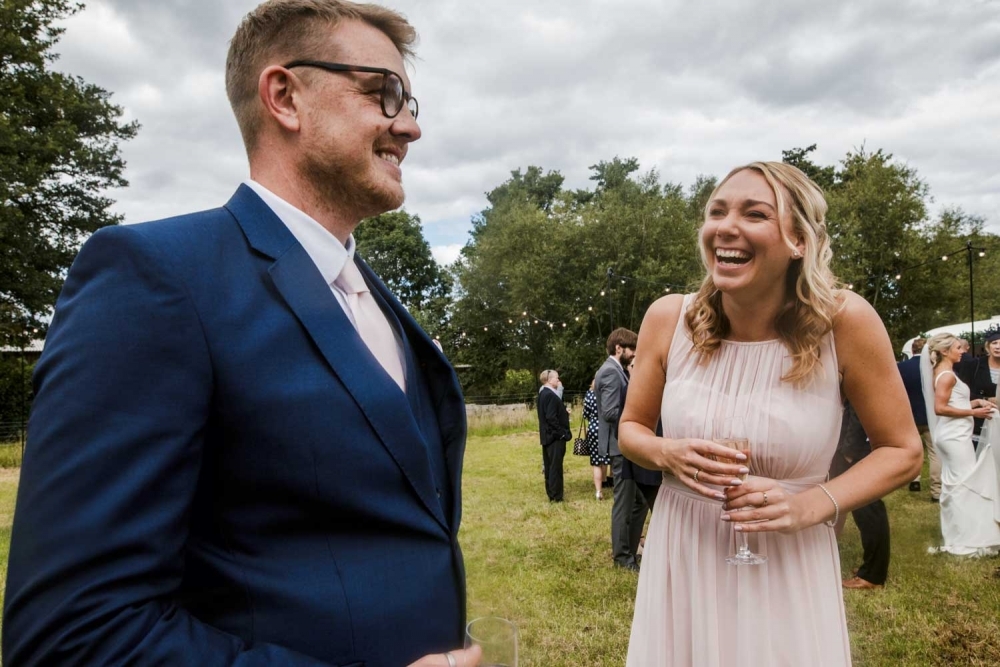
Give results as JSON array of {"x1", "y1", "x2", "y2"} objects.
[{"x1": 627, "y1": 295, "x2": 851, "y2": 666}]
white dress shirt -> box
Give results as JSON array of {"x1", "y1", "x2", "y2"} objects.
[{"x1": 243, "y1": 179, "x2": 406, "y2": 376}]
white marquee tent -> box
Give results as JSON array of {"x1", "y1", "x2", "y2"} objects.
[{"x1": 901, "y1": 315, "x2": 1000, "y2": 358}]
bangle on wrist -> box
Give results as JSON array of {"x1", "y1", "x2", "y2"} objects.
[{"x1": 817, "y1": 483, "x2": 839, "y2": 527}]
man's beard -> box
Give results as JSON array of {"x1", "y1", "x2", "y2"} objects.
[{"x1": 302, "y1": 150, "x2": 405, "y2": 221}]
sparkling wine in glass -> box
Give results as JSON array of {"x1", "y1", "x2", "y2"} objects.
[
  {"x1": 465, "y1": 616, "x2": 517, "y2": 667},
  {"x1": 716, "y1": 417, "x2": 767, "y2": 566}
]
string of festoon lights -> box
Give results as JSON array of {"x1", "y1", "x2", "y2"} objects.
[
  {"x1": 840, "y1": 242, "x2": 988, "y2": 290},
  {"x1": 455, "y1": 268, "x2": 693, "y2": 340},
  {"x1": 454, "y1": 242, "x2": 991, "y2": 339}
]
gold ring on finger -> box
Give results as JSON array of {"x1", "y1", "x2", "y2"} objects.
[
  {"x1": 694, "y1": 469, "x2": 701, "y2": 483},
  {"x1": 762, "y1": 491, "x2": 768, "y2": 507}
]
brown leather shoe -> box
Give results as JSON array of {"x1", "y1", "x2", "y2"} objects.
[{"x1": 842, "y1": 576, "x2": 883, "y2": 590}]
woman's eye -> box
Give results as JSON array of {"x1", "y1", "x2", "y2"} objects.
[
  {"x1": 746, "y1": 210, "x2": 767, "y2": 219},
  {"x1": 708, "y1": 208, "x2": 725, "y2": 217}
]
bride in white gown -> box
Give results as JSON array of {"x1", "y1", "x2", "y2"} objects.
[{"x1": 920, "y1": 333, "x2": 1000, "y2": 556}]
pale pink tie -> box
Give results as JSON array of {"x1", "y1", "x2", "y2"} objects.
[{"x1": 334, "y1": 260, "x2": 406, "y2": 392}]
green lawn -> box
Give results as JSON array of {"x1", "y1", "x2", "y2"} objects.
[{"x1": 1, "y1": 419, "x2": 998, "y2": 665}]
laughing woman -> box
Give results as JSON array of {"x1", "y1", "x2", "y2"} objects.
[{"x1": 619, "y1": 162, "x2": 921, "y2": 666}]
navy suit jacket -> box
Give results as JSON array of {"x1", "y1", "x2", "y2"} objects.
[
  {"x1": 4, "y1": 186, "x2": 468, "y2": 666},
  {"x1": 898, "y1": 355, "x2": 927, "y2": 427}
]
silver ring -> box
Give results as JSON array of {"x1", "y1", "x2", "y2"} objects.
[
  {"x1": 762, "y1": 492, "x2": 769, "y2": 507},
  {"x1": 444, "y1": 652, "x2": 458, "y2": 667},
  {"x1": 693, "y1": 469, "x2": 701, "y2": 483}
]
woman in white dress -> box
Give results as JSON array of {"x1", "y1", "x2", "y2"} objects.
[
  {"x1": 920, "y1": 333, "x2": 1000, "y2": 556},
  {"x1": 619, "y1": 162, "x2": 923, "y2": 666}
]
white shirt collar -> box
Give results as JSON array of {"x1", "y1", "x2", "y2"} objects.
[
  {"x1": 244, "y1": 179, "x2": 354, "y2": 286},
  {"x1": 608, "y1": 355, "x2": 623, "y2": 369}
]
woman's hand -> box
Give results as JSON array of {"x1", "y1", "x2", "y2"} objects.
[
  {"x1": 659, "y1": 437, "x2": 749, "y2": 501},
  {"x1": 972, "y1": 404, "x2": 994, "y2": 419},
  {"x1": 721, "y1": 476, "x2": 807, "y2": 534}
]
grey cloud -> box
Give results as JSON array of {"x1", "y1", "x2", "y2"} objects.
[{"x1": 47, "y1": 0, "x2": 1000, "y2": 245}]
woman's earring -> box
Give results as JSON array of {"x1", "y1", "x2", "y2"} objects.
[{"x1": 792, "y1": 249, "x2": 802, "y2": 259}]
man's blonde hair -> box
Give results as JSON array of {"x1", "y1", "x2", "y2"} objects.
[
  {"x1": 685, "y1": 161, "x2": 840, "y2": 385},
  {"x1": 226, "y1": 0, "x2": 417, "y2": 155}
]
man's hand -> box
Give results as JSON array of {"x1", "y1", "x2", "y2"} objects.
[{"x1": 408, "y1": 645, "x2": 482, "y2": 667}]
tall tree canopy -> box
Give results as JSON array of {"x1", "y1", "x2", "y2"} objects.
[
  {"x1": 449, "y1": 146, "x2": 999, "y2": 397},
  {"x1": 0, "y1": 0, "x2": 138, "y2": 346}
]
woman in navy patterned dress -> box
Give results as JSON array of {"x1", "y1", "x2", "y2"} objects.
[{"x1": 584, "y1": 379, "x2": 611, "y2": 499}]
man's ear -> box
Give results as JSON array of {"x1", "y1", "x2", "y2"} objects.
[{"x1": 258, "y1": 65, "x2": 302, "y2": 133}]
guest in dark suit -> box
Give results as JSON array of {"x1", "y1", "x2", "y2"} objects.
[
  {"x1": 596, "y1": 327, "x2": 647, "y2": 571},
  {"x1": 831, "y1": 403, "x2": 891, "y2": 590},
  {"x1": 537, "y1": 369, "x2": 571, "y2": 501},
  {"x1": 3, "y1": 3, "x2": 481, "y2": 666},
  {"x1": 622, "y1": 357, "x2": 662, "y2": 514},
  {"x1": 899, "y1": 337, "x2": 940, "y2": 499}
]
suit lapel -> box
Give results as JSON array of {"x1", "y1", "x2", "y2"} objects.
[
  {"x1": 358, "y1": 259, "x2": 467, "y2": 530},
  {"x1": 225, "y1": 186, "x2": 450, "y2": 531}
]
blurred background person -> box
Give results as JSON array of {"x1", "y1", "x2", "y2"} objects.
[
  {"x1": 921, "y1": 333, "x2": 1000, "y2": 556},
  {"x1": 584, "y1": 377, "x2": 611, "y2": 500},
  {"x1": 899, "y1": 337, "x2": 940, "y2": 499}
]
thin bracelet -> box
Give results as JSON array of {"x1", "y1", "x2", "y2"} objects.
[{"x1": 817, "y1": 483, "x2": 839, "y2": 527}]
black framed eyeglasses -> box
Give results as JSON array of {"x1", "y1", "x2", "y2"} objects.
[{"x1": 284, "y1": 60, "x2": 419, "y2": 120}]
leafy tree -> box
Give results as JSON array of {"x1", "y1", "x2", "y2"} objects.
[
  {"x1": 0, "y1": 0, "x2": 139, "y2": 346},
  {"x1": 450, "y1": 158, "x2": 703, "y2": 396},
  {"x1": 781, "y1": 144, "x2": 836, "y2": 191},
  {"x1": 353, "y1": 210, "x2": 451, "y2": 336}
]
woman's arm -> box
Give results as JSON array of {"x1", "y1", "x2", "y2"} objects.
[
  {"x1": 822, "y1": 293, "x2": 923, "y2": 507},
  {"x1": 619, "y1": 295, "x2": 747, "y2": 501},
  {"x1": 934, "y1": 374, "x2": 994, "y2": 418}
]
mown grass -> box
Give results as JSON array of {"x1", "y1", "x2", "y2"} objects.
[{"x1": 0, "y1": 412, "x2": 996, "y2": 665}]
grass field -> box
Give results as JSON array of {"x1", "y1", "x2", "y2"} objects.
[{"x1": 1, "y1": 416, "x2": 999, "y2": 665}]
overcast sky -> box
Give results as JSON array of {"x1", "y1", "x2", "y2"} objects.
[{"x1": 54, "y1": 0, "x2": 1000, "y2": 266}]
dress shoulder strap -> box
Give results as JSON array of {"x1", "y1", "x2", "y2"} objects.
[{"x1": 933, "y1": 370, "x2": 956, "y2": 387}]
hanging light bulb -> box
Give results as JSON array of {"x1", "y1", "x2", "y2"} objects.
[
  {"x1": 600, "y1": 290, "x2": 605, "y2": 297},
  {"x1": 588, "y1": 306, "x2": 593, "y2": 312},
  {"x1": 980, "y1": 251, "x2": 986, "y2": 257},
  {"x1": 942, "y1": 255, "x2": 949, "y2": 261},
  {"x1": 483, "y1": 326, "x2": 488, "y2": 332},
  {"x1": 895, "y1": 274, "x2": 901, "y2": 280}
]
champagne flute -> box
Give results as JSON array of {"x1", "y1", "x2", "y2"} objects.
[
  {"x1": 715, "y1": 417, "x2": 767, "y2": 566},
  {"x1": 466, "y1": 616, "x2": 518, "y2": 667}
]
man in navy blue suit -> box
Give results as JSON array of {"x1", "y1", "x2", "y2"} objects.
[
  {"x1": 898, "y1": 337, "x2": 940, "y2": 500},
  {"x1": 4, "y1": 2, "x2": 480, "y2": 666}
]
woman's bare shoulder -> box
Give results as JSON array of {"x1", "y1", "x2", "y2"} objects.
[{"x1": 832, "y1": 289, "x2": 883, "y2": 335}]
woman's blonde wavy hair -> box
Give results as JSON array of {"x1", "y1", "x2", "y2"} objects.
[
  {"x1": 925, "y1": 333, "x2": 960, "y2": 367},
  {"x1": 684, "y1": 161, "x2": 841, "y2": 385}
]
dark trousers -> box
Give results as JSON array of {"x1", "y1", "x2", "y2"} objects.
[
  {"x1": 636, "y1": 482, "x2": 660, "y2": 513},
  {"x1": 831, "y1": 448, "x2": 890, "y2": 585},
  {"x1": 611, "y1": 455, "x2": 648, "y2": 566},
  {"x1": 542, "y1": 441, "x2": 565, "y2": 501},
  {"x1": 852, "y1": 499, "x2": 890, "y2": 585}
]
